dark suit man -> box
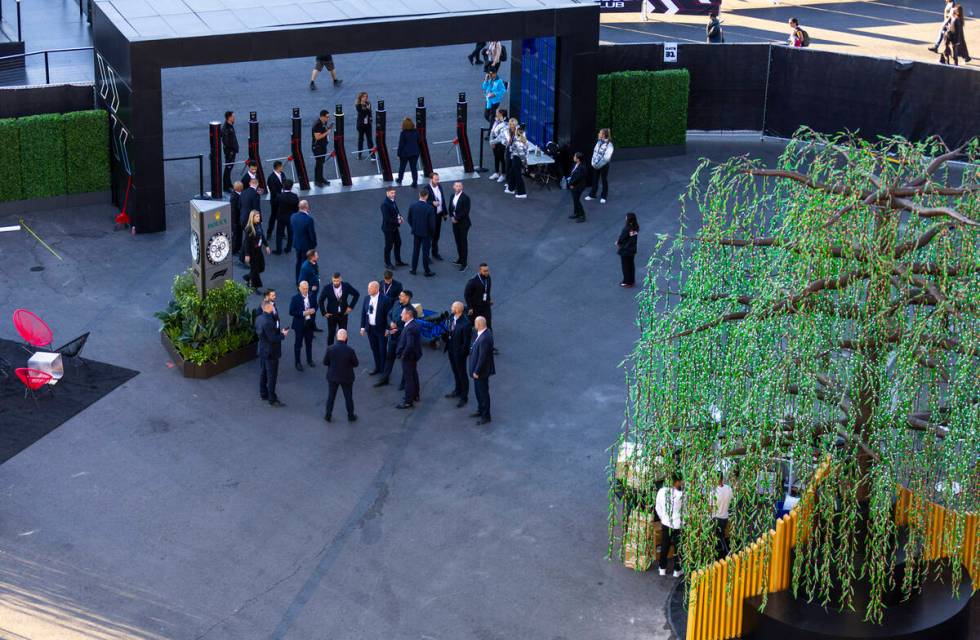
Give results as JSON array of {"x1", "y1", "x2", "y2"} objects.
[
  {"x1": 230, "y1": 181, "x2": 244, "y2": 258},
  {"x1": 464, "y1": 263, "x2": 494, "y2": 334},
  {"x1": 408, "y1": 191, "x2": 436, "y2": 276},
  {"x1": 289, "y1": 281, "x2": 318, "y2": 370},
  {"x1": 468, "y1": 316, "x2": 495, "y2": 423},
  {"x1": 256, "y1": 299, "x2": 288, "y2": 406},
  {"x1": 359, "y1": 281, "x2": 390, "y2": 374},
  {"x1": 381, "y1": 188, "x2": 406, "y2": 268},
  {"x1": 266, "y1": 162, "x2": 285, "y2": 242},
  {"x1": 319, "y1": 273, "x2": 360, "y2": 346},
  {"x1": 443, "y1": 302, "x2": 472, "y2": 407},
  {"x1": 298, "y1": 250, "x2": 321, "y2": 325},
  {"x1": 311, "y1": 110, "x2": 332, "y2": 186},
  {"x1": 323, "y1": 329, "x2": 359, "y2": 422},
  {"x1": 395, "y1": 307, "x2": 423, "y2": 408},
  {"x1": 567, "y1": 152, "x2": 587, "y2": 222},
  {"x1": 275, "y1": 180, "x2": 299, "y2": 254},
  {"x1": 240, "y1": 161, "x2": 260, "y2": 194},
  {"x1": 381, "y1": 271, "x2": 402, "y2": 303},
  {"x1": 220, "y1": 111, "x2": 238, "y2": 192},
  {"x1": 240, "y1": 178, "x2": 261, "y2": 224},
  {"x1": 376, "y1": 289, "x2": 413, "y2": 387},
  {"x1": 291, "y1": 200, "x2": 317, "y2": 282},
  {"x1": 423, "y1": 172, "x2": 447, "y2": 260},
  {"x1": 447, "y1": 181, "x2": 472, "y2": 270}
]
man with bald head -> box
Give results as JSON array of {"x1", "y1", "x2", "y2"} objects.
[
  {"x1": 289, "y1": 280, "x2": 317, "y2": 371},
  {"x1": 467, "y1": 315, "x2": 495, "y2": 424},
  {"x1": 323, "y1": 328, "x2": 359, "y2": 423},
  {"x1": 443, "y1": 301, "x2": 472, "y2": 407},
  {"x1": 360, "y1": 280, "x2": 391, "y2": 375},
  {"x1": 291, "y1": 199, "x2": 318, "y2": 282}
]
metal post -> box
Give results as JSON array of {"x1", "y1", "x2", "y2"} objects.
[
  {"x1": 416, "y1": 96, "x2": 432, "y2": 178},
  {"x1": 333, "y1": 103, "x2": 353, "y2": 186},
  {"x1": 16, "y1": 0, "x2": 22, "y2": 42},
  {"x1": 375, "y1": 99, "x2": 393, "y2": 182},
  {"x1": 247, "y1": 111, "x2": 266, "y2": 190},
  {"x1": 290, "y1": 107, "x2": 310, "y2": 190},
  {"x1": 44, "y1": 52, "x2": 50, "y2": 84},
  {"x1": 477, "y1": 126, "x2": 489, "y2": 172},
  {"x1": 456, "y1": 91, "x2": 475, "y2": 174},
  {"x1": 208, "y1": 121, "x2": 222, "y2": 198},
  {"x1": 197, "y1": 154, "x2": 204, "y2": 198},
  {"x1": 78, "y1": 0, "x2": 82, "y2": 21}
]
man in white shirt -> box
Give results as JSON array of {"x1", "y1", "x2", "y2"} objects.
[
  {"x1": 424, "y1": 172, "x2": 447, "y2": 261},
  {"x1": 359, "y1": 280, "x2": 389, "y2": 374},
  {"x1": 655, "y1": 475, "x2": 684, "y2": 577},
  {"x1": 712, "y1": 474, "x2": 734, "y2": 558}
]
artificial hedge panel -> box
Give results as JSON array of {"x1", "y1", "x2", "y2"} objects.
[
  {"x1": 610, "y1": 71, "x2": 652, "y2": 148},
  {"x1": 649, "y1": 69, "x2": 690, "y2": 146},
  {"x1": 0, "y1": 119, "x2": 22, "y2": 202},
  {"x1": 64, "y1": 110, "x2": 110, "y2": 193},
  {"x1": 19, "y1": 113, "x2": 66, "y2": 199},
  {"x1": 596, "y1": 74, "x2": 612, "y2": 132}
]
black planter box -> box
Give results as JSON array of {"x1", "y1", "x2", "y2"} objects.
[{"x1": 161, "y1": 331, "x2": 257, "y2": 379}]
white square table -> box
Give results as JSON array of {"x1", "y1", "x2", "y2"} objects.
[{"x1": 27, "y1": 352, "x2": 64, "y2": 385}]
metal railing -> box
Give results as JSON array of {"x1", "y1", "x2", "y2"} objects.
[
  {"x1": 164, "y1": 154, "x2": 206, "y2": 204},
  {"x1": 0, "y1": 0, "x2": 23, "y2": 42},
  {"x1": 0, "y1": 46, "x2": 93, "y2": 86}
]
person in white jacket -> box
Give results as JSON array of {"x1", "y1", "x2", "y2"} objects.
[
  {"x1": 585, "y1": 128, "x2": 614, "y2": 203},
  {"x1": 655, "y1": 475, "x2": 684, "y2": 577},
  {"x1": 487, "y1": 109, "x2": 509, "y2": 182}
]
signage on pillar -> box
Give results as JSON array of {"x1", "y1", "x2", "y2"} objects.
[
  {"x1": 664, "y1": 43, "x2": 678, "y2": 63},
  {"x1": 643, "y1": 0, "x2": 720, "y2": 15},
  {"x1": 189, "y1": 199, "x2": 232, "y2": 298},
  {"x1": 596, "y1": 0, "x2": 642, "y2": 10}
]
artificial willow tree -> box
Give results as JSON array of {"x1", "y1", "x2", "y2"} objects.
[{"x1": 613, "y1": 129, "x2": 979, "y2": 621}]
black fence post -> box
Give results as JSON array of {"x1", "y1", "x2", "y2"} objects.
[
  {"x1": 456, "y1": 91, "x2": 475, "y2": 173},
  {"x1": 375, "y1": 100, "x2": 393, "y2": 182},
  {"x1": 208, "y1": 121, "x2": 222, "y2": 198},
  {"x1": 247, "y1": 111, "x2": 266, "y2": 190},
  {"x1": 44, "y1": 51, "x2": 49, "y2": 84},
  {"x1": 333, "y1": 103, "x2": 353, "y2": 186},
  {"x1": 416, "y1": 96, "x2": 432, "y2": 178},
  {"x1": 197, "y1": 154, "x2": 204, "y2": 198},
  {"x1": 16, "y1": 0, "x2": 22, "y2": 42},
  {"x1": 290, "y1": 107, "x2": 310, "y2": 190}
]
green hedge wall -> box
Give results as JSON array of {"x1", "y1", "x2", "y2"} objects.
[
  {"x1": 649, "y1": 69, "x2": 690, "y2": 146},
  {"x1": 610, "y1": 71, "x2": 652, "y2": 148},
  {"x1": 596, "y1": 74, "x2": 612, "y2": 132},
  {"x1": 0, "y1": 109, "x2": 109, "y2": 202},
  {"x1": 0, "y1": 119, "x2": 22, "y2": 202},
  {"x1": 20, "y1": 113, "x2": 67, "y2": 199},
  {"x1": 64, "y1": 110, "x2": 110, "y2": 193},
  {"x1": 599, "y1": 69, "x2": 690, "y2": 148}
]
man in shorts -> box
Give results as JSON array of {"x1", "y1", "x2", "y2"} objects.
[{"x1": 310, "y1": 54, "x2": 342, "y2": 90}]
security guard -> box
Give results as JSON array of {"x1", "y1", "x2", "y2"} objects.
[
  {"x1": 311, "y1": 110, "x2": 332, "y2": 187},
  {"x1": 220, "y1": 111, "x2": 239, "y2": 192}
]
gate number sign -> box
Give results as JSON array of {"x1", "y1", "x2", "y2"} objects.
[{"x1": 664, "y1": 43, "x2": 678, "y2": 63}]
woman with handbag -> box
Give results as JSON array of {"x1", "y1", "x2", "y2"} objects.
[
  {"x1": 504, "y1": 124, "x2": 528, "y2": 199},
  {"x1": 616, "y1": 212, "x2": 640, "y2": 287},
  {"x1": 354, "y1": 92, "x2": 375, "y2": 161}
]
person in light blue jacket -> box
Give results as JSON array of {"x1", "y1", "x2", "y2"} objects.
[{"x1": 481, "y1": 70, "x2": 507, "y2": 124}]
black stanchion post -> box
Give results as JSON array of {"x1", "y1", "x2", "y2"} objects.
[
  {"x1": 416, "y1": 96, "x2": 433, "y2": 178},
  {"x1": 333, "y1": 104, "x2": 353, "y2": 187},
  {"x1": 290, "y1": 107, "x2": 310, "y2": 191},
  {"x1": 456, "y1": 92, "x2": 475, "y2": 174},
  {"x1": 248, "y1": 111, "x2": 266, "y2": 190},
  {"x1": 375, "y1": 100, "x2": 393, "y2": 182},
  {"x1": 208, "y1": 121, "x2": 223, "y2": 198}
]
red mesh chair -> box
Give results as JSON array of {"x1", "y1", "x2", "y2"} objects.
[
  {"x1": 15, "y1": 367, "x2": 53, "y2": 406},
  {"x1": 13, "y1": 309, "x2": 53, "y2": 352}
]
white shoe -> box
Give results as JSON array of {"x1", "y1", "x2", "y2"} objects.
[
  {"x1": 488, "y1": 173, "x2": 499, "y2": 180},
  {"x1": 600, "y1": 198, "x2": 606, "y2": 204},
  {"x1": 497, "y1": 176, "x2": 506, "y2": 183},
  {"x1": 503, "y1": 188, "x2": 514, "y2": 194},
  {"x1": 584, "y1": 196, "x2": 593, "y2": 201},
  {"x1": 515, "y1": 194, "x2": 527, "y2": 199},
  {"x1": 658, "y1": 568, "x2": 666, "y2": 576},
  {"x1": 673, "y1": 570, "x2": 684, "y2": 578}
]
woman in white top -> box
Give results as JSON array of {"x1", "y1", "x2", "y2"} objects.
[
  {"x1": 505, "y1": 124, "x2": 528, "y2": 199},
  {"x1": 483, "y1": 41, "x2": 502, "y2": 73},
  {"x1": 586, "y1": 128, "x2": 614, "y2": 203},
  {"x1": 488, "y1": 109, "x2": 509, "y2": 182}
]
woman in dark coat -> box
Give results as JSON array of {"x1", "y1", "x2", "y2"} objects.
[
  {"x1": 396, "y1": 117, "x2": 420, "y2": 188},
  {"x1": 243, "y1": 209, "x2": 271, "y2": 292},
  {"x1": 941, "y1": 6, "x2": 970, "y2": 65},
  {"x1": 355, "y1": 92, "x2": 375, "y2": 161},
  {"x1": 616, "y1": 212, "x2": 639, "y2": 287}
]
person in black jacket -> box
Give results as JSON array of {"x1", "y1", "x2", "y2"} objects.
[
  {"x1": 312, "y1": 110, "x2": 333, "y2": 187},
  {"x1": 616, "y1": 212, "x2": 640, "y2": 288},
  {"x1": 256, "y1": 299, "x2": 288, "y2": 407},
  {"x1": 381, "y1": 187, "x2": 406, "y2": 269},
  {"x1": 355, "y1": 92, "x2": 375, "y2": 161},
  {"x1": 395, "y1": 306, "x2": 423, "y2": 409},
  {"x1": 240, "y1": 177, "x2": 261, "y2": 223},
  {"x1": 706, "y1": 11, "x2": 724, "y2": 43},
  {"x1": 220, "y1": 111, "x2": 238, "y2": 192},
  {"x1": 289, "y1": 280, "x2": 318, "y2": 370},
  {"x1": 464, "y1": 263, "x2": 494, "y2": 333},
  {"x1": 381, "y1": 270, "x2": 402, "y2": 302},
  {"x1": 467, "y1": 316, "x2": 495, "y2": 424},
  {"x1": 323, "y1": 329, "x2": 359, "y2": 423},
  {"x1": 266, "y1": 160, "x2": 285, "y2": 241},
  {"x1": 359, "y1": 280, "x2": 391, "y2": 374},
  {"x1": 243, "y1": 210, "x2": 271, "y2": 292},
  {"x1": 229, "y1": 180, "x2": 244, "y2": 260},
  {"x1": 396, "y1": 118, "x2": 421, "y2": 188},
  {"x1": 447, "y1": 181, "x2": 471, "y2": 271},
  {"x1": 318, "y1": 273, "x2": 360, "y2": 346},
  {"x1": 275, "y1": 178, "x2": 299, "y2": 254},
  {"x1": 567, "y1": 152, "x2": 587, "y2": 222},
  {"x1": 423, "y1": 172, "x2": 447, "y2": 261},
  {"x1": 443, "y1": 301, "x2": 472, "y2": 407},
  {"x1": 376, "y1": 288, "x2": 413, "y2": 388},
  {"x1": 408, "y1": 190, "x2": 436, "y2": 276}
]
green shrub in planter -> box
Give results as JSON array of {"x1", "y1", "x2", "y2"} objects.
[
  {"x1": 649, "y1": 69, "x2": 690, "y2": 146},
  {"x1": 155, "y1": 272, "x2": 257, "y2": 365},
  {"x1": 18, "y1": 113, "x2": 66, "y2": 198},
  {"x1": 0, "y1": 118, "x2": 22, "y2": 202},
  {"x1": 596, "y1": 74, "x2": 613, "y2": 132},
  {"x1": 610, "y1": 71, "x2": 652, "y2": 148},
  {"x1": 64, "y1": 110, "x2": 110, "y2": 193}
]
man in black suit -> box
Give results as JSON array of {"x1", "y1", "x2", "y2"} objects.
[
  {"x1": 240, "y1": 160, "x2": 261, "y2": 194},
  {"x1": 220, "y1": 111, "x2": 238, "y2": 192},
  {"x1": 359, "y1": 280, "x2": 390, "y2": 375},
  {"x1": 266, "y1": 160, "x2": 285, "y2": 244},
  {"x1": 447, "y1": 181, "x2": 471, "y2": 271},
  {"x1": 468, "y1": 316, "x2": 495, "y2": 424},
  {"x1": 318, "y1": 272, "x2": 360, "y2": 346},
  {"x1": 464, "y1": 263, "x2": 494, "y2": 335},
  {"x1": 256, "y1": 299, "x2": 288, "y2": 407},
  {"x1": 289, "y1": 280, "x2": 318, "y2": 371},
  {"x1": 230, "y1": 180, "x2": 244, "y2": 260},
  {"x1": 567, "y1": 151, "x2": 587, "y2": 222},
  {"x1": 376, "y1": 288, "x2": 413, "y2": 387},
  {"x1": 381, "y1": 270, "x2": 402, "y2": 302},
  {"x1": 381, "y1": 187, "x2": 407, "y2": 269},
  {"x1": 443, "y1": 301, "x2": 472, "y2": 407},
  {"x1": 323, "y1": 329, "x2": 359, "y2": 422},
  {"x1": 423, "y1": 171, "x2": 447, "y2": 261},
  {"x1": 395, "y1": 306, "x2": 422, "y2": 408},
  {"x1": 311, "y1": 110, "x2": 332, "y2": 187},
  {"x1": 275, "y1": 179, "x2": 299, "y2": 254},
  {"x1": 291, "y1": 200, "x2": 318, "y2": 282},
  {"x1": 240, "y1": 177, "x2": 261, "y2": 222},
  {"x1": 408, "y1": 190, "x2": 436, "y2": 277}
]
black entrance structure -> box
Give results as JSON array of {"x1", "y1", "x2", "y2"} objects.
[{"x1": 90, "y1": 0, "x2": 599, "y2": 234}]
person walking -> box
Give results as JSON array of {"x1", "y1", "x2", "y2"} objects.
[
  {"x1": 424, "y1": 171, "x2": 447, "y2": 261},
  {"x1": 447, "y1": 181, "x2": 471, "y2": 271},
  {"x1": 355, "y1": 92, "x2": 375, "y2": 161},
  {"x1": 243, "y1": 210, "x2": 271, "y2": 293},
  {"x1": 483, "y1": 41, "x2": 504, "y2": 73},
  {"x1": 788, "y1": 18, "x2": 809, "y2": 47},
  {"x1": 929, "y1": 0, "x2": 956, "y2": 53},
  {"x1": 616, "y1": 212, "x2": 640, "y2": 288},
  {"x1": 464, "y1": 263, "x2": 494, "y2": 335},
  {"x1": 443, "y1": 301, "x2": 472, "y2": 407},
  {"x1": 408, "y1": 190, "x2": 436, "y2": 277},
  {"x1": 567, "y1": 152, "x2": 587, "y2": 222},
  {"x1": 310, "y1": 54, "x2": 342, "y2": 89},
  {"x1": 488, "y1": 109, "x2": 509, "y2": 182},
  {"x1": 395, "y1": 306, "x2": 423, "y2": 409},
  {"x1": 376, "y1": 288, "x2": 413, "y2": 388},
  {"x1": 290, "y1": 200, "x2": 317, "y2": 283},
  {"x1": 481, "y1": 69, "x2": 507, "y2": 124},
  {"x1": 230, "y1": 180, "x2": 244, "y2": 259},
  {"x1": 396, "y1": 118, "x2": 421, "y2": 188},
  {"x1": 318, "y1": 273, "x2": 360, "y2": 346},
  {"x1": 298, "y1": 249, "x2": 321, "y2": 330},
  {"x1": 240, "y1": 177, "x2": 261, "y2": 227},
  {"x1": 711, "y1": 474, "x2": 734, "y2": 559},
  {"x1": 256, "y1": 299, "x2": 288, "y2": 407},
  {"x1": 311, "y1": 110, "x2": 333, "y2": 187},
  {"x1": 940, "y1": 6, "x2": 970, "y2": 65},
  {"x1": 706, "y1": 11, "x2": 724, "y2": 43},
  {"x1": 381, "y1": 187, "x2": 406, "y2": 269},
  {"x1": 655, "y1": 475, "x2": 685, "y2": 578},
  {"x1": 275, "y1": 178, "x2": 299, "y2": 254},
  {"x1": 323, "y1": 329, "x2": 358, "y2": 423},
  {"x1": 289, "y1": 280, "x2": 317, "y2": 371},
  {"x1": 220, "y1": 111, "x2": 238, "y2": 192},
  {"x1": 586, "y1": 129, "x2": 614, "y2": 204},
  {"x1": 504, "y1": 125, "x2": 528, "y2": 199},
  {"x1": 467, "y1": 42, "x2": 486, "y2": 66},
  {"x1": 359, "y1": 280, "x2": 390, "y2": 375},
  {"x1": 467, "y1": 316, "x2": 495, "y2": 425}
]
